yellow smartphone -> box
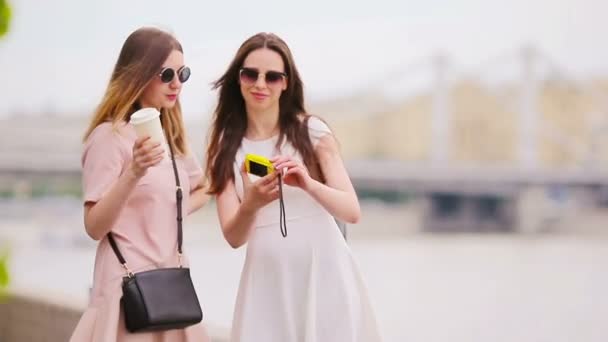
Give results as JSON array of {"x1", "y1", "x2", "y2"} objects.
[{"x1": 245, "y1": 153, "x2": 275, "y2": 177}]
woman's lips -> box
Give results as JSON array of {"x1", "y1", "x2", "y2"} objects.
[{"x1": 251, "y1": 92, "x2": 268, "y2": 100}]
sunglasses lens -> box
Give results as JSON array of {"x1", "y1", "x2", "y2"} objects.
[
  {"x1": 240, "y1": 68, "x2": 258, "y2": 84},
  {"x1": 160, "y1": 68, "x2": 175, "y2": 83},
  {"x1": 178, "y1": 67, "x2": 191, "y2": 83},
  {"x1": 265, "y1": 71, "x2": 284, "y2": 84}
]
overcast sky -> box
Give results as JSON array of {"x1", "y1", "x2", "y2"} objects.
[{"x1": 0, "y1": 0, "x2": 606, "y2": 119}]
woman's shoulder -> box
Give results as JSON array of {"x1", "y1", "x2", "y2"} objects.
[
  {"x1": 305, "y1": 115, "x2": 331, "y2": 133},
  {"x1": 84, "y1": 121, "x2": 132, "y2": 154},
  {"x1": 87, "y1": 121, "x2": 131, "y2": 141},
  {"x1": 87, "y1": 121, "x2": 112, "y2": 138},
  {"x1": 299, "y1": 114, "x2": 332, "y2": 145}
]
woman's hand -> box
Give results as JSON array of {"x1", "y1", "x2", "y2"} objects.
[
  {"x1": 128, "y1": 136, "x2": 165, "y2": 179},
  {"x1": 271, "y1": 155, "x2": 313, "y2": 191},
  {"x1": 239, "y1": 163, "x2": 280, "y2": 212}
]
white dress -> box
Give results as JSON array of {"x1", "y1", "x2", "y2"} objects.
[{"x1": 230, "y1": 117, "x2": 382, "y2": 342}]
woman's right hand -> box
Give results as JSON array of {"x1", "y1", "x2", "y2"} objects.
[
  {"x1": 239, "y1": 163, "x2": 280, "y2": 213},
  {"x1": 129, "y1": 136, "x2": 165, "y2": 179}
]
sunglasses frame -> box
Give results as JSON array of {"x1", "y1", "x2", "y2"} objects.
[
  {"x1": 159, "y1": 66, "x2": 191, "y2": 83},
  {"x1": 239, "y1": 67, "x2": 287, "y2": 86}
]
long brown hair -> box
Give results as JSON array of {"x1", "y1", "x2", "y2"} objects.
[
  {"x1": 83, "y1": 27, "x2": 188, "y2": 155},
  {"x1": 206, "y1": 33, "x2": 319, "y2": 194}
]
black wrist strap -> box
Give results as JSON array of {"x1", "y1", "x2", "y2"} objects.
[{"x1": 278, "y1": 173, "x2": 287, "y2": 238}]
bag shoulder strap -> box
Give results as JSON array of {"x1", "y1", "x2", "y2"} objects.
[{"x1": 107, "y1": 142, "x2": 183, "y2": 271}]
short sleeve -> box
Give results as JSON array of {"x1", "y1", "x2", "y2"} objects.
[
  {"x1": 81, "y1": 123, "x2": 128, "y2": 203},
  {"x1": 307, "y1": 116, "x2": 332, "y2": 147},
  {"x1": 183, "y1": 151, "x2": 204, "y2": 192}
]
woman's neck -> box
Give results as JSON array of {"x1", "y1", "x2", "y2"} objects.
[{"x1": 245, "y1": 107, "x2": 280, "y2": 140}]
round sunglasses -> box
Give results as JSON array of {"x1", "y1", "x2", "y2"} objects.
[
  {"x1": 159, "y1": 66, "x2": 191, "y2": 83},
  {"x1": 239, "y1": 67, "x2": 287, "y2": 86}
]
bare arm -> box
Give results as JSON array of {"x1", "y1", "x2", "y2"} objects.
[
  {"x1": 84, "y1": 170, "x2": 139, "y2": 240},
  {"x1": 188, "y1": 176, "x2": 211, "y2": 215},
  {"x1": 216, "y1": 167, "x2": 280, "y2": 248},
  {"x1": 273, "y1": 134, "x2": 360, "y2": 224},
  {"x1": 306, "y1": 134, "x2": 360, "y2": 223},
  {"x1": 84, "y1": 137, "x2": 164, "y2": 240}
]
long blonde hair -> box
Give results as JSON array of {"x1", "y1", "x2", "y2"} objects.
[{"x1": 84, "y1": 27, "x2": 188, "y2": 155}]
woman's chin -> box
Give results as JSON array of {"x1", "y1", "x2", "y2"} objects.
[
  {"x1": 246, "y1": 100, "x2": 274, "y2": 112},
  {"x1": 162, "y1": 101, "x2": 177, "y2": 109}
]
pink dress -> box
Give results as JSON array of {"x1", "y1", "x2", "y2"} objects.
[{"x1": 70, "y1": 122, "x2": 210, "y2": 342}]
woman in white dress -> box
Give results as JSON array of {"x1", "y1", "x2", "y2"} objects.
[{"x1": 205, "y1": 32, "x2": 382, "y2": 342}]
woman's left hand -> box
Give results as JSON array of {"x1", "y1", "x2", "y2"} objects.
[{"x1": 271, "y1": 155, "x2": 313, "y2": 191}]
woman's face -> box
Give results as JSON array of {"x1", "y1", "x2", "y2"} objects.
[
  {"x1": 139, "y1": 49, "x2": 189, "y2": 110},
  {"x1": 239, "y1": 48, "x2": 287, "y2": 113}
]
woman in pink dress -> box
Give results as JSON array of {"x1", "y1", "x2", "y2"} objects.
[{"x1": 70, "y1": 27, "x2": 211, "y2": 342}]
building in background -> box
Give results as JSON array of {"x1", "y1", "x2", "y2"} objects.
[{"x1": 2, "y1": 47, "x2": 608, "y2": 234}]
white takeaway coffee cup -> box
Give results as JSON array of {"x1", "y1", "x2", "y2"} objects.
[{"x1": 129, "y1": 108, "x2": 169, "y2": 160}]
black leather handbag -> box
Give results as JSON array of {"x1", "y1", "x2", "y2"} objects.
[{"x1": 107, "y1": 149, "x2": 203, "y2": 333}]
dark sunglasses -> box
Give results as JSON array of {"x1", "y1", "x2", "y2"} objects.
[
  {"x1": 239, "y1": 67, "x2": 287, "y2": 85},
  {"x1": 159, "y1": 66, "x2": 191, "y2": 83}
]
